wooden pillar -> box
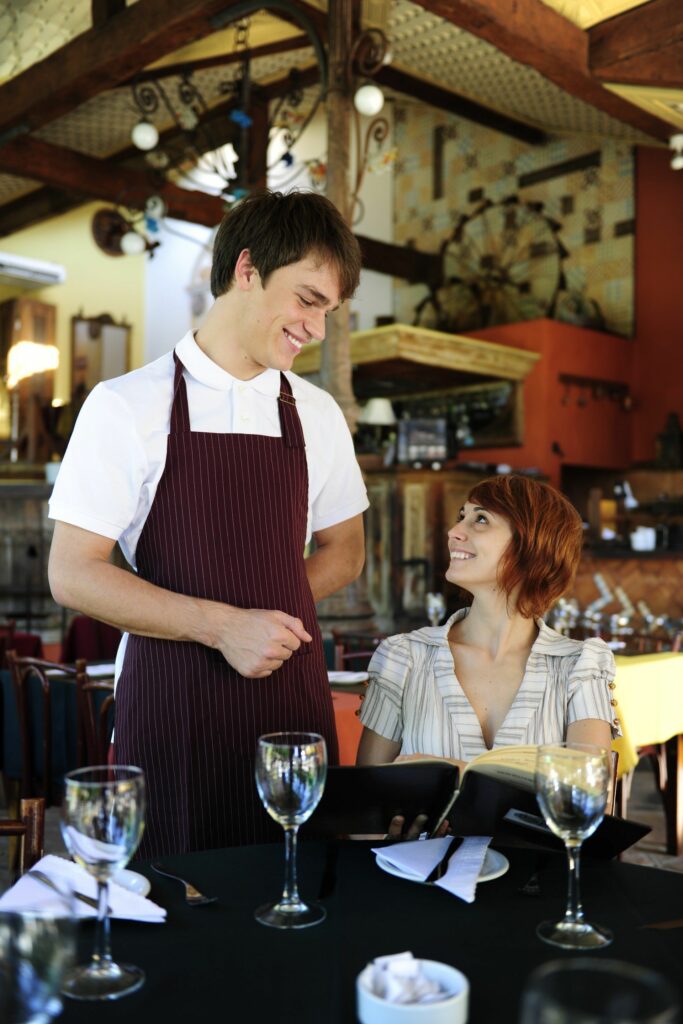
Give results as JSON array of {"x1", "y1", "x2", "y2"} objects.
[{"x1": 323, "y1": 0, "x2": 360, "y2": 435}]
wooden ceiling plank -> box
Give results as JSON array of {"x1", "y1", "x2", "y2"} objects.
[
  {"x1": 411, "y1": 0, "x2": 674, "y2": 141},
  {"x1": 0, "y1": 188, "x2": 81, "y2": 240},
  {"x1": 92, "y1": 0, "x2": 127, "y2": 30},
  {"x1": 0, "y1": 0, "x2": 246, "y2": 143},
  {"x1": 589, "y1": 0, "x2": 683, "y2": 71},
  {"x1": 120, "y1": 34, "x2": 311, "y2": 84},
  {"x1": 375, "y1": 65, "x2": 546, "y2": 144},
  {"x1": 593, "y1": 45, "x2": 683, "y2": 89}
]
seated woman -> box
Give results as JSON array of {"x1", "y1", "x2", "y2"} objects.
[{"x1": 357, "y1": 474, "x2": 619, "y2": 772}]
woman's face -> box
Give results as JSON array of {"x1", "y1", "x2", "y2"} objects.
[{"x1": 445, "y1": 500, "x2": 513, "y2": 592}]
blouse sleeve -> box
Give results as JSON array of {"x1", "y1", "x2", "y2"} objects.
[
  {"x1": 566, "y1": 638, "x2": 621, "y2": 739},
  {"x1": 358, "y1": 634, "x2": 413, "y2": 743}
]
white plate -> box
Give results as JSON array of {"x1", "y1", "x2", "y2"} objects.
[
  {"x1": 113, "y1": 869, "x2": 151, "y2": 898},
  {"x1": 328, "y1": 671, "x2": 369, "y2": 685},
  {"x1": 375, "y1": 847, "x2": 509, "y2": 885}
]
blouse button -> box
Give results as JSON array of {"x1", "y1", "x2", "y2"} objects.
[
  {"x1": 608, "y1": 682, "x2": 616, "y2": 690},
  {"x1": 610, "y1": 698, "x2": 618, "y2": 706},
  {"x1": 613, "y1": 718, "x2": 620, "y2": 727}
]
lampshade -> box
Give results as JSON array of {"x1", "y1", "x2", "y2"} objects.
[
  {"x1": 359, "y1": 397, "x2": 396, "y2": 426},
  {"x1": 353, "y1": 83, "x2": 385, "y2": 117},
  {"x1": 131, "y1": 119, "x2": 159, "y2": 151},
  {"x1": 7, "y1": 341, "x2": 59, "y2": 389}
]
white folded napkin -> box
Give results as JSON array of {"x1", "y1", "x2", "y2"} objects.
[
  {"x1": 367, "y1": 952, "x2": 448, "y2": 1005},
  {"x1": 328, "y1": 671, "x2": 369, "y2": 684},
  {"x1": 373, "y1": 836, "x2": 492, "y2": 903},
  {"x1": 0, "y1": 855, "x2": 166, "y2": 923}
]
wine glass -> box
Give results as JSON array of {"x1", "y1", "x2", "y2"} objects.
[
  {"x1": 520, "y1": 958, "x2": 680, "y2": 1023},
  {"x1": 254, "y1": 732, "x2": 327, "y2": 930},
  {"x1": 60, "y1": 765, "x2": 145, "y2": 1001},
  {"x1": 0, "y1": 897, "x2": 75, "y2": 1024},
  {"x1": 534, "y1": 743, "x2": 612, "y2": 950}
]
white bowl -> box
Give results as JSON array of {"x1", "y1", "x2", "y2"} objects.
[{"x1": 357, "y1": 960, "x2": 469, "y2": 1024}]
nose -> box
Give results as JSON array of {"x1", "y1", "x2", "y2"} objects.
[
  {"x1": 305, "y1": 308, "x2": 326, "y2": 341},
  {"x1": 448, "y1": 521, "x2": 467, "y2": 541}
]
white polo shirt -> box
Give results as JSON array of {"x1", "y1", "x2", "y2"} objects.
[{"x1": 49, "y1": 331, "x2": 369, "y2": 568}]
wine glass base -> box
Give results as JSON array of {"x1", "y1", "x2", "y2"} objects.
[
  {"x1": 62, "y1": 961, "x2": 145, "y2": 1001},
  {"x1": 255, "y1": 899, "x2": 326, "y2": 930},
  {"x1": 537, "y1": 918, "x2": 613, "y2": 950}
]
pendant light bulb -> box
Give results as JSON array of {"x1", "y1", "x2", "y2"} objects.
[
  {"x1": 131, "y1": 119, "x2": 159, "y2": 151},
  {"x1": 120, "y1": 230, "x2": 146, "y2": 256},
  {"x1": 353, "y1": 83, "x2": 385, "y2": 117}
]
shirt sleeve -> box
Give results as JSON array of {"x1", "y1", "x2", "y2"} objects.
[
  {"x1": 309, "y1": 396, "x2": 368, "y2": 533},
  {"x1": 48, "y1": 383, "x2": 149, "y2": 541},
  {"x1": 566, "y1": 638, "x2": 621, "y2": 739},
  {"x1": 358, "y1": 635, "x2": 413, "y2": 743}
]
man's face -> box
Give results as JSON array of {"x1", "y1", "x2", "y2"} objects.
[{"x1": 235, "y1": 253, "x2": 341, "y2": 378}]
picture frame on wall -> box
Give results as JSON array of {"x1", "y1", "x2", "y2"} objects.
[{"x1": 397, "y1": 417, "x2": 448, "y2": 463}]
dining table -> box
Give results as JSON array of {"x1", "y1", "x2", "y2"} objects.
[{"x1": 59, "y1": 838, "x2": 683, "y2": 1024}]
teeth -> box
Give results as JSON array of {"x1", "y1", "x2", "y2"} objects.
[
  {"x1": 450, "y1": 551, "x2": 474, "y2": 560},
  {"x1": 284, "y1": 329, "x2": 302, "y2": 351}
]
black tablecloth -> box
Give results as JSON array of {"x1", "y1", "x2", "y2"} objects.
[{"x1": 60, "y1": 841, "x2": 683, "y2": 1024}]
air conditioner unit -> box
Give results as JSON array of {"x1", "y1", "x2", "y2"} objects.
[{"x1": 0, "y1": 251, "x2": 67, "y2": 288}]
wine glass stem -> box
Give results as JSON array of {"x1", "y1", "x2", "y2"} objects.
[
  {"x1": 282, "y1": 825, "x2": 301, "y2": 906},
  {"x1": 564, "y1": 842, "x2": 585, "y2": 925},
  {"x1": 91, "y1": 879, "x2": 113, "y2": 968}
]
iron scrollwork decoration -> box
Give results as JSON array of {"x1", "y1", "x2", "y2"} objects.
[{"x1": 349, "y1": 28, "x2": 390, "y2": 225}]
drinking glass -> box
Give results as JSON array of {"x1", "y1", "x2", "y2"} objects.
[
  {"x1": 0, "y1": 901, "x2": 75, "y2": 1024},
  {"x1": 519, "y1": 958, "x2": 680, "y2": 1023},
  {"x1": 254, "y1": 732, "x2": 327, "y2": 929},
  {"x1": 60, "y1": 765, "x2": 145, "y2": 1000},
  {"x1": 534, "y1": 742, "x2": 612, "y2": 949}
]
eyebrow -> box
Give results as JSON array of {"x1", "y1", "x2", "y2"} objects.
[
  {"x1": 459, "y1": 505, "x2": 490, "y2": 515},
  {"x1": 299, "y1": 284, "x2": 340, "y2": 313}
]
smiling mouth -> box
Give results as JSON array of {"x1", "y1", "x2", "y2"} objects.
[
  {"x1": 450, "y1": 551, "x2": 475, "y2": 560},
  {"x1": 283, "y1": 328, "x2": 304, "y2": 352}
]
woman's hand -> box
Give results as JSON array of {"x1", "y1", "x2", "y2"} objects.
[{"x1": 386, "y1": 814, "x2": 450, "y2": 841}]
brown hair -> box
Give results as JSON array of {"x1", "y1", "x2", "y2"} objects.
[
  {"x1": 465, "y1": 474, "x2": 583, "y2": 618},
  {"x1": 210, "y1": 189, "x2": 361, "y2": 300}
]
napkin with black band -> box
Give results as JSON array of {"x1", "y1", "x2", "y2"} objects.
[
  {"x1": 372, "y1": 836, "x2": 491, "y2": 903},
  {"x1": 0, "y1": 854, "x2": 166, "y2": 923}
]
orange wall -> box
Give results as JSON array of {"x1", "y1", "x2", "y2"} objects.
[
  {"x1": 462, "y1": 319, "x2": 633, "y2": 486},
  {"x1": 631, "y1": 147, "x2": 683, "y2": 464},
  {"x1": 457, "y1": 146, "x2": 683, "y2": 486}
]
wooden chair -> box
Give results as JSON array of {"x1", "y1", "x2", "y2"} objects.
[
  {"x1": 75, "y1": 665, "x2": 114, "y2": 766},
  {"x1": 0, "y1": 797, "x2": 45, "y2": 881},
  {"x1": 5, "y1": 652, "x2": 85, "y2": 806},
  {"x1": 0, "y1": 618, "x2": 16, "y2": 669},
  {"x1": 331, "y1": 630, "x2": 385, "y2": 672}
]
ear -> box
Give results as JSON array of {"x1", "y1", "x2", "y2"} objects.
[{"x1": 234, "y1": 248, "x2": 259, "y2": 290}]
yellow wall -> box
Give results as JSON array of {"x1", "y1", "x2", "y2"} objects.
[{"x1": 0, "y1": 202, "x2": 145, "y2": 402}]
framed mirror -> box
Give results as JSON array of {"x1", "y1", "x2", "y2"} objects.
[{"x1": 71, "y1": 313, "x2": 130, "y2": 401}]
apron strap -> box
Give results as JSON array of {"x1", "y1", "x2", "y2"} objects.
[
  {"x1": 278, "y1": 373, "x2": 305, "y2": 449},
  {"x1": 171, "y1": 351, "x2": 191, "y2": 434}
]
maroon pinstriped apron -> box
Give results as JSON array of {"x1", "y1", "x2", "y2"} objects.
[{"x1": 115, "y1": 352, "x2": 338, "y2": 859}]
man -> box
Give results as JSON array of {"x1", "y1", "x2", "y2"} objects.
[{"x1": 49, "y1": 190, "x2": 368, "y2": 857}]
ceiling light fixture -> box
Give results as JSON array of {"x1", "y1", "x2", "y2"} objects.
[{"x1": 670, "y1": 133, "x2": 683, "y2": 171}]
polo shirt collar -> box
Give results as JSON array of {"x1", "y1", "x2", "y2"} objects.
[{"x1": 175, "y1": 331, "x2": 281, "y2": 396}]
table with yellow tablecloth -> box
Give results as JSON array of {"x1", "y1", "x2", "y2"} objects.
[{"x1": 612, "y1": 651, "x2": 683, "y2": 854}]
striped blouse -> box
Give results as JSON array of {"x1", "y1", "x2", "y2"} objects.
[{"x1": 359, "y1": 609, "x2": 620, "y2": 761}]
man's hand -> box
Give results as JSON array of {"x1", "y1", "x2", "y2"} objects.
[{"x1": 212, "y1": 606, "x2": 312, "y2": 678}]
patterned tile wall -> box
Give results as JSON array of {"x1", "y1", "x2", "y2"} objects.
[{"x1": 392, "y1": 101, "x2": 635, "y2": 337}]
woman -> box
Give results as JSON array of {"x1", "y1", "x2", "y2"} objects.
[{"x1": 357, "y1": 474, "x2": 619, "y2": 770}]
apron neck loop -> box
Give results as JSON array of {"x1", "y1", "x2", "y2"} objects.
[
  {"x1": 171, "y1": 351, "x2": 191, "y2": 433},
  {"x1": 278, "y1": 373, "x2": 305, "y2": 449}
]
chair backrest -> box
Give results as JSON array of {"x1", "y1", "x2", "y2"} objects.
[
  {"x1": 75, "y1": 667, "x2": 114, "y2": 766},
  {"x1": 303, "y1": 762, "x2": 460, "y2": 838},
  {"x1": 0, "y1": 618, "x2": 16, "y2": 669},
  {"x1": 61, "y1": 615, "x2": 121, "y2": 663},
  {"x1": 5, "y1": 652, "x2": 84, "y2": 805},
  {"x1": 0, "y1": 797, "x2": 45, "y2": 881},
  {"x1": 331, "y1": 630, "x2": 385, "y2": 672}
]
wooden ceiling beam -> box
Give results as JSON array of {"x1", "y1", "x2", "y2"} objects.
[
  {"x1": 91, "y1": 0, "x2": 126, "y2": 30},
  {"x1": 376, "y1": 66, "x2": 546, "y2": 144},
  {"x1": 0, "y1": 0, "x2": 247, "y2": 145},
  {"x1": 589, "y1": 0, "x2": 683, "y2": 88},
  {"x1": 411, "y1": 0, "x2": 674, "y2": 141},
  {"x1": 0, "y1": 137, "x2": 225, "y2": 227}
]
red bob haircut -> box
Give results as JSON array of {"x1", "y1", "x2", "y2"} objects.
[{"x1": 465, "y1": 475, "x2": 583, "y2": 619}]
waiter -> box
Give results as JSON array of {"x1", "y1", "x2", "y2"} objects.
[{"x1": 48, "y1": 190, "x2": 368, "y2": 857}]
